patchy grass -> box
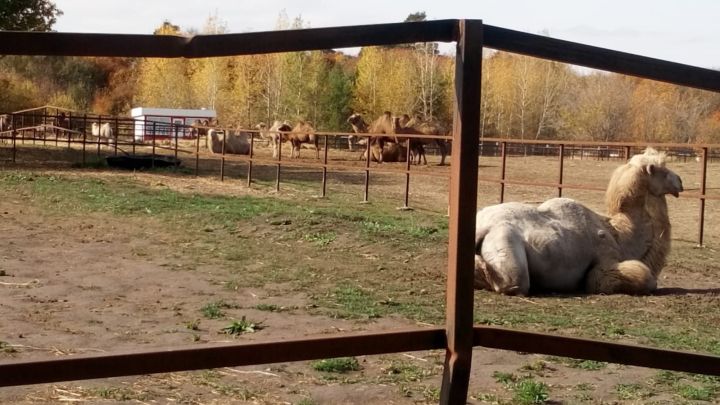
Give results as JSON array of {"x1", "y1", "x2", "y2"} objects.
[
  {"x1": 254, "y1": 303, "x2": 291, "y2": 312},
  {"x1": 0, "y1": 172, "x2": 446, "y2": 242},
  {"x1": 492, "y1": 371, "x2": 518, "y2": 385},
  {"x1": 310, "y1": 357, "x2": 361, "y2": 373},
  {"x1": 651, "y1": 370, "x2": 720, "y2": 402},
  {"x1": 200, "y1": 300, "x2": 235, "y2": 319},
  {"x1": 90, "y1": 387, "x2": 147, "y2": 401},
  {"x1": 378, "y1": 359, "x2": 438, "y2": 384},
  {"x1": 191, "y1": 370, "x2": 259, "y2": 399},
  {"x1": 302, "y1": 231, "x2": 336, "y2": 246},
  {"x1": 512, "y1": 379, "x2": 550, "y2": 405},
  {"x1": 545, "y1": 356, "x2": 607, "y2": 371},
  {"x1": 221, "y1": 316, "x2": 263, "y2": 335},
  {"x1": 615, "y1": 383, "x2": 653, "y2": 400}
]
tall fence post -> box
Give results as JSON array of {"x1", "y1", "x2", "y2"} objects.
[
  {"x1": 440, "y1": 19, "x2": 482, "y2": 405},
  {"x1": 247, "y1": 132, "x2": 254, "y2": 187},
  {"x1": 220, "y1": 130, "x2": 226, "y2": 182},
  {"x1": 82, "y1": 122, "x2": 86, "y2": 166},
  {"x1": 195, "y1": 128, "x2": 200, "y2": 177},
  {"x1": 558, "y1": 143, "x2": 565, "y2": 198},
  {"x1": 401, "y1": 138, "x2": 412, "y2": 210},
  {"x1": 96, "y1": 115, "x2": 101, "y2": 156},
  {"x1": 275, "y1": 134, "x2": 282, "y2": 191},
  {"x1": 151, "y1": 122, "x2": 156, "y2": 169},
  {"x1": 500, "y1": 141, "x2": 507, "y2": 203},
  {"x1": 11, "y1": 128, "x2": 17, "y2": 163},
  {"x1": 113, "y1": 117, "x2": 119, "y2": 156},
  {"x1": 698, "y1": 147, "x2": 708, "y2": 246},
  {"x1": 321, "y1": 135, "x2": 328, "y2": 197},
  {"x1": 363, "y1": 136, "x2": 371, "y2": 203},
  {"x1": 174, "y1": 123, "x2": 179, "y2": 171}
]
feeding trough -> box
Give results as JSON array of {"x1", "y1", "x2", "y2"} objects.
[{"x1": 106, "y1": 154, "x2": 181, "y2": 170}]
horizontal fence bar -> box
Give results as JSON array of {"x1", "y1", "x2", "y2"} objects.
[
  {"x1": 483, "y1": 25, "x2": 720, "y2": 93},
  {"x1": 480, "y1": 137, "x2": 720, "y2": 150},
  {"x1": 0, "y1": 20, "x2": 458, "y2": 58},
  {"x1": 474, "y1": 326, "x2": 720, "y2": 376},
  {"x1": 213, "y1": 156, "x2": 451, "y2": 178},
  {"x1": 0, "y1": 328, "x2": 446, "y2": 387},
  {"x1": 3, "y1": 325, "x2": 719, "y2": 388}
]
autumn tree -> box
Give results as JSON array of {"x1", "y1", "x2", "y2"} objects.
[
  {"x1": 561, "y1": 72, "x2": 632, "y2": 141},
  {"x1": 189, "y1": 14, "x2": 232, "y2": 114},
  {"x1": 90, "y1": 57, "x2": 138, "y2": 115},
  {"x1": 225, "y1": 55, "x2": 266, "y2": 127},
  {"x1": 0, "y1": 0, "x2": 62, "y2": 31},
  {"x1": 134, "y1": 21, "x2": 193, "y2": 109}
]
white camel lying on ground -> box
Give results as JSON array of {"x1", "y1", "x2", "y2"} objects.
[
  {"x1": 206, "y1": 129, "x2": 251, "y2": 155},
  {"x1": 474, "y1": 148, "x2": 682, "y2": 296}
]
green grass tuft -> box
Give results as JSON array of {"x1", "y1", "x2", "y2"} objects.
[
  {"x1": 221, "y1": 316, "x2": 263, "y2": 335},
  {"x1": 310, "y1": 357, "x2": 360, "y2": 373}
]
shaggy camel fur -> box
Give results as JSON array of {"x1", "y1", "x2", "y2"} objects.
[
  {"x1": 474, "y1": 148, "x2": 682, "y2": 296},
  {"x1": 288, "y1": 121, "x2": 320, "y2": 159},
  {"x1": 206, "y1": 129, "x2": 250, "y2": 155},
  {"x1": 91, "y1": 122, "x2": 115, "y2": 144},
  {"x1": 346, "y1": 113, "x2": 368, "y2": 151},
  {"x1": 348, "y1": 112, "x2": 401, "y2": 163},
  {"x1": 256, "y1": 120, "x2": 293, "y2": 158},
  {"x1": 398, "y1": 114, "x2": 450, "y2": 165},
  {"x1": 392, "y1": 116, "x2": 430, "y2": 165},
  {"x1": 600, "y1": 148, "x2": 677, "y2": 282}
]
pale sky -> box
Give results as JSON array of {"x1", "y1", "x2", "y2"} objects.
[{"x1": 53, "y1": 0, "x2": 720, "y2": 70}]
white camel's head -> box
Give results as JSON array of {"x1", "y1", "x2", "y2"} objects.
[
  {"x1": 606, "y1": 147, "x2": 684, "y2": 212},
  {"x1": 630, "y1": 148, "x2": 683, "y2": 198}
]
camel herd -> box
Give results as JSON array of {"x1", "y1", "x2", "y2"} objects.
[{"x1": 193, "y1": 112, "x2": 450, "y2": 165}]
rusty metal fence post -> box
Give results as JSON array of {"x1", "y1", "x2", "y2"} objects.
[
  {"x1": 96, "y1": 115, "x2": 101, "y2": 156},
  {"x1": 401, "y1": 138, "x2": 413, "y2": 210},
  {"x1": 558, "y1": 143, "x2": 565, "y2": 197},
  {"x1": 363, "y1": 137, "x2": 371, "y2": 203},
  {"x1": 220, "y1": 130, "x2": 226, "y2": 182},
  {"x1": 500, "y1": 141, "x2": 507, "y2": 203},
  {"x1": 151, "y1": 122, "x2": 157, "y2": 169},
  {"x1": 11, "y1": 128, "x2": 16, "y2": 163},
  {"x1": 440, "y1": 19, "x2": 482, "y2": 405},
  {"x1": 174, "y1": 123, "x2": 179, "y2": 171},
  {"x1": 698, "y1": 147, "x2": 708, "y2": 246},
  {"x1": 275, "y1": 135, "x2": 282, "y2": 192},
  {"x1": 113, "y1": 117, "x2": 119, "y2": 156},
  {"x1": 321, "y1": 135, "x2": 328, "y2": 197},
  {"x1": 195, "y1": 129, "x2": 200, "y2": 177},
  {"x1": 247, "y1": 132, "x2": 254, "y2": 187},
  {"x1": 82, "y1": 123, "x2": 86, "y2": 165}
]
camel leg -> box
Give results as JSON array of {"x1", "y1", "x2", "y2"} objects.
[
  {"x1": 438, "y1": 140, "x2": 447, "y2": 166},
  {"x1": 476, "y1": 227, "x2": 530, "y2": 295},
  {"x1": 585, "y1": 260, "x2": 656, "y2": 295}
]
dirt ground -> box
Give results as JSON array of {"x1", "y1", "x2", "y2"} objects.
[{"x1": 0, "y1": 143, "x2": 719, "y2": 404}]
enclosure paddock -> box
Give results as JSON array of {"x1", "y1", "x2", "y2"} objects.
[
  {"x1": 3, "y1": 123, "x2": 719, "y2": 245},
  {"x1": 1, "y1": 19, "x2": 720, "y2": 404}
]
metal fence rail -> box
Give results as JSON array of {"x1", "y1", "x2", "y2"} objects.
[{"x1": 1, "y1": 19, "x2": 720, "y2": 404}]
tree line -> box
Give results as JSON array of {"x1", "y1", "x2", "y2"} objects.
[{"x1": 1, "y1": 5, "x2": 719, "y2": 143}]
